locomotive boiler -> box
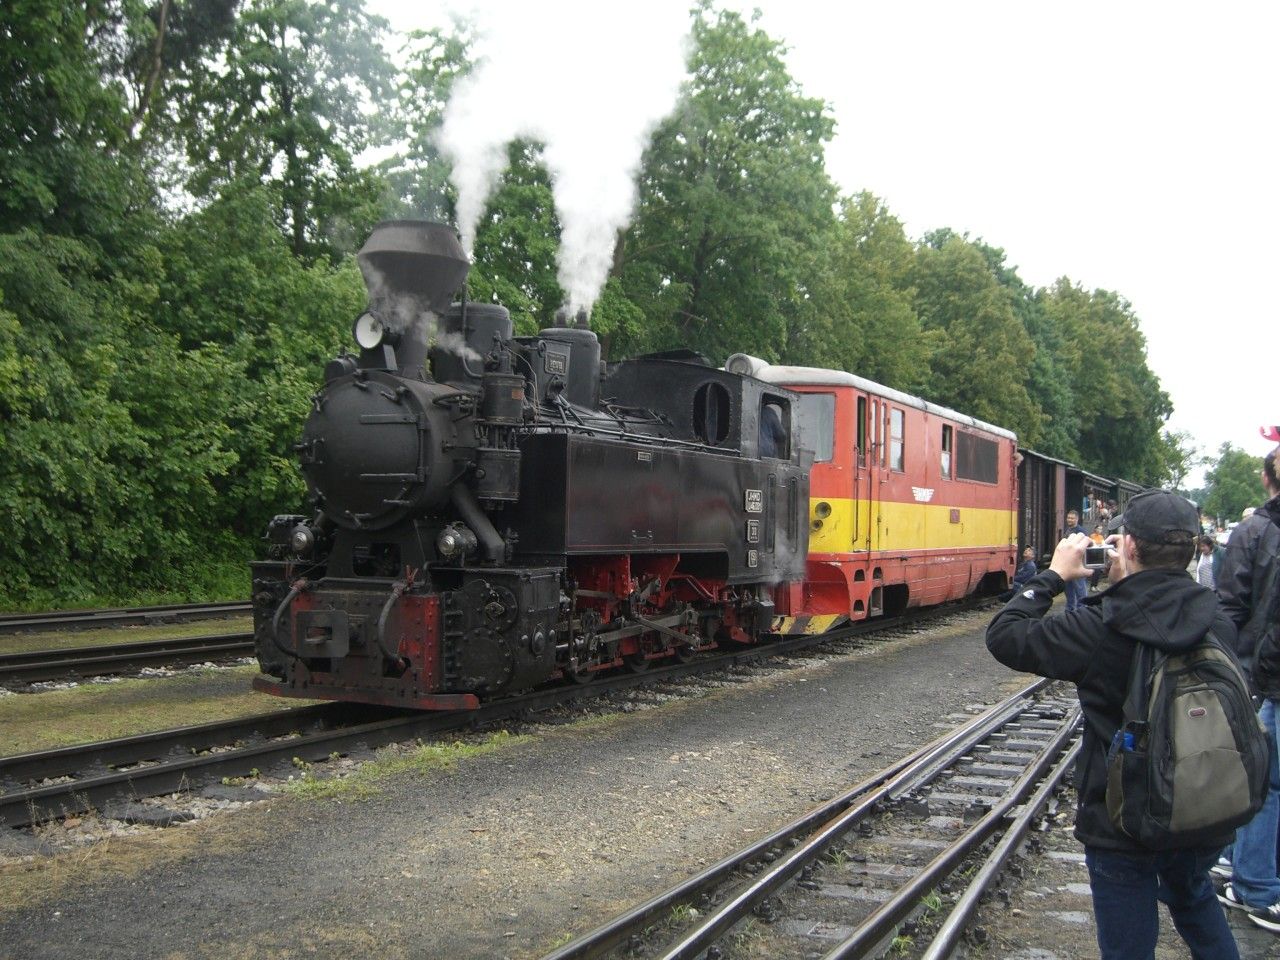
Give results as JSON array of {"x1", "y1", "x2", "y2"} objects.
[{"x1": 252, "y1": 221, "x2": 812, "y2": 709}]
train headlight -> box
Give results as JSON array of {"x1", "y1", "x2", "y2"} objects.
[
  {"x1": 436, "y1": 523, "x2": 479, "y2": 559},
  {"x1": 290, "y1": 524, "x2": 316, "y2": 557},
  {"x1": 353, "y1": 311, "x2": 385, "y2": 349}
]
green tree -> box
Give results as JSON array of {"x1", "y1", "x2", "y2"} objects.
[
  {"x1": 1202, "y1": 444, "x2": 1264, "y2": 524},
  {"x1": 791, "y1": 192, "x2": 924, "y2": 387},
  {"x1": 117, "y1": 0, "x2": 240, "y2": 143},
  {"x1": 179, "y1": 0, "x2": 395, "y2": 258},
  {"x1": 0, "y1": 1, "x2": 158, "y2": 253},
  {"x1": 910, "y1": 234, "x2": 1041, "y2": 441},
  {"x1": 383, "y1": 25, "x2": 474, "y2": 222},
  {"x1": 156, "y1": 183, "x2": 365, "y2": 537},
  {"x1": 971, "y1": 240, "x2": 1075, "y2": 458},
  {"x1": 1159, "y1": 429, "x2": 1201, "y2": 494},
  {"x1": 1042, "y1": 280, "x2": 1172, "y2": 483},
  {"x1": 0, "y1": 231, "x2": 240, "y2": 604},
  {"x1": 612, "y1": 4, "x2": 837, "y2": 362}
]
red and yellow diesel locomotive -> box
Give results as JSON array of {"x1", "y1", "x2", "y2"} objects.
[
  {"x1": 251, "y1": 220, "x2": 1019, "y2": 711},
  {"x1": 727, "y1": 357, "x2": 1018, "y2": 635}
]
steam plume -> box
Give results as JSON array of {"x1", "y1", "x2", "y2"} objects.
[{"x1": 438, "y1": 1, "x2": 689, "y2": 315}]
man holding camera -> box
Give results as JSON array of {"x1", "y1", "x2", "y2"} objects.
[{"x1": 987, "y1": 490, "x2": 1240, "y2": 959}]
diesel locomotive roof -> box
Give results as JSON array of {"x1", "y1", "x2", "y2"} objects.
[{"x1": 725, "y1": 354, "x2": 1017, "y2": 443}]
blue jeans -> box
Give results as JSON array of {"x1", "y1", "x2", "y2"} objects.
[
  {"x1": 1231, "y1": 697, "x2": 1280, "y2": 907},
  {"x1": 1085, "y1": 846, "x2": 1239, "y2": 960},
  {"x1": 1065, "y1": 577, "x2": 1088, "y2": 611}
]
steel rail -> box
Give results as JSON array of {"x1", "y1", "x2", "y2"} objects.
[
  {"x1": 820, "y1": 705, "x2": 1081, "y2": 958},
  {"x1": 0, "y1": 601, "x2": 251, "y2": 634},
  {"x1": 539, "y1": 677, "x2": 1053, "y2": 960},
  {"x1": 0, "y1": 632, "x2": 255, "y2": 683},
  {"x1": 0, "y1": 601, "x2": 991, "y2": 829},
  {"x1": 918, "y1": 738, "x2": 1082, "y2": 960}
]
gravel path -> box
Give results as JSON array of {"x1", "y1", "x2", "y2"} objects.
[{"x1": 0, "y1": 611, "x2": 1029, "y2": 959}]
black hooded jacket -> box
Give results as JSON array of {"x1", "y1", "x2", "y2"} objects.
[
  {"x1": 1218, "y1": 493, "x2": 1280, "y2": 697},
  {"x1": 987, "y1": 566, "x2": 1238, "y2": 851}
]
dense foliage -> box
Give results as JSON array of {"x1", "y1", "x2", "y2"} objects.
[
  {"x1": 1202, "y1": 445, "x2": 1266, "y2": 525},
  {"x1": 0, "y1": 1, "x2": 1197, "y2": 607}
]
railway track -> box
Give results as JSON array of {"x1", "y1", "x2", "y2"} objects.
[
  {"x1": 0, "y1": 632, "x2": 255, "y2": 685},
  {"x1": 0, "y1": 601, "x2": 251, "y2": 634},
  {"x1": 0, "y1": 603, "x2": 989, "y2": 830},
  {"x1": 540, "y1": 678, "x2": 1081, "y2": 960}
]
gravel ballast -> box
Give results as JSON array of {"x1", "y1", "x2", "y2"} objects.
[{"x1": 0, "y1": 611, "x2": 1061, "y2": 958}]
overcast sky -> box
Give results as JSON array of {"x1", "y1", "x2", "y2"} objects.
[{"x1": 372, "y1": 0, "x2": 1278, "y2": 483}]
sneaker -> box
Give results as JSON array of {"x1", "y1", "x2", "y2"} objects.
[
  {"x1": 1248, "y1": 901, "x2": 1280, "y2": 933},
  {"x1": 1210, "y1": 857, "x2": 1233, "y2": 881},
  {"x1": 1218, "y1": 883, "x2": 1250, "y2": 911}
]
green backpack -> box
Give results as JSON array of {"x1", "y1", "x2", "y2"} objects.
[{"x1": 1106, "y1": 632, "x2": 1270, "y2": 849}]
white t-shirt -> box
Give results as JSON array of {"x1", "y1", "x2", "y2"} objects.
[{"x1": 1196, "y1": 552, "x2": 1215, "y2": 589}]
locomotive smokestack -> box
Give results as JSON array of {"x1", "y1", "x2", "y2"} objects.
[
  {"x1": 574, "y1": 308, "x2": 590, "y2": 330},
  {"x1": 356, "y1": 221, "x2": 470, "y2": 378},
  {"x1": 357, "y1": 220, "x2": 470, "y2": 318}
]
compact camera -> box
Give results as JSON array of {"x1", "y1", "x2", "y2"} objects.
[{"x1": 1084, "y1": 545, "x2": 1109, "y2": 568}]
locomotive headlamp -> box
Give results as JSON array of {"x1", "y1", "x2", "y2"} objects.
[
  {"x1": 436, "y1": 523, "x2": 479, "y2": 559},
  {"x1": 353, "y1": 311, "x2": 386, "y2": 349},
  {"x1": 290, "y1": 523, "x2": 316, "y2": 557}
]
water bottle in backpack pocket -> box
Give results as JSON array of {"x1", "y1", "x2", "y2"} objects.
[{"x1": 1105, "y1": 634, "x2": 1270, "y2": 849}]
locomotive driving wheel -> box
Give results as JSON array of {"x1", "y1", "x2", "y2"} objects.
[{"x1": 623, "y1": 653, "x2": 650, "y2": 672}]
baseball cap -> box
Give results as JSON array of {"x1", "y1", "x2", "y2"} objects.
[
  {"x1": 1262, "y1": 425, "x2": 1280, "y2": 442},
  {"x1": 1111, "y1": 489, "x2": 1199, "y2": 543}
]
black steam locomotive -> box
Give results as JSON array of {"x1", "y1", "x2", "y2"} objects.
[{"x1": 252, "y1": 221, "x2": 812, "y2": 709}]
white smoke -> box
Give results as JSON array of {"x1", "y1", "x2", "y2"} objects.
[
  {"x1": 435, "y1": 330, "x2": 484, "y2": 364},
  {"x1": 437, "y1": 1, "x2": 690, "y2": 315},
  {"x1": 360, "y1": 264, "x2": 435, "y2": 337}
]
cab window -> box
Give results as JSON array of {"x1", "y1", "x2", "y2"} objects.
[
  {"x1": 797, "y1": 393, "x2": 834, "y2": 462},
  {"x1": 759, "y1": 395, "x2": 790, "y2": 459}
]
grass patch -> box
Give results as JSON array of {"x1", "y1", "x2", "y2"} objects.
[
  {"x1": 284, "y1": 730, "x2": 528, "y2": 801},
  {"x1": 0, "y1": 616, "x2": 254, "y2": 656},
  {"x1": 0, "y1": 666, "x2": 318, "y2": 755}
]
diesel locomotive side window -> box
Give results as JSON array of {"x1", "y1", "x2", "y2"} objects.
[
  {"x1": 889, "y1": 408, "x2": 904, "y2": 472},
  {"x1": 856, "y1": 396, "x2": 867, "y2": 467},
  {"x1": 941, "y1": 424, "x2": 953, "y2": 479},
  {"x1": 798, "y1": 393, "x2": 835, "y2": 462},
  {"x1": 873, "y1": 399, "x2": 883, "y2": 466},
  {"x1": 956, "y1": 431, "x2": 999, "y2": 484}
]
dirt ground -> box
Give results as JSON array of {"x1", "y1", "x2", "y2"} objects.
[{"x1": 0, "y1": 610, "x2": 1271, "y2": 959}]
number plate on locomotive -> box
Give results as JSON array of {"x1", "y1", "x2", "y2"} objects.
[{"x1": 744, "y1": 489, "x2": 763, "y2": 513}]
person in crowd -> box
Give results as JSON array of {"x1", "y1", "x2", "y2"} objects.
[
  {"x1": 1195, "y1": 535, "x2": 1222, "y2": 590},
  {"x1": 1090, "y1": 524, "x2": 1107, "y2": 591},
  {"x1": 1063, "y1": 509, "x2": 1087, "y2": 611},
  {"x1": 1216, "y1": 444, "x2": 1280, "y2": 932},
  {"x1": 987, "y1": 490, "x2": 1240, "y2": 959},
  {"x1": 998, "y1": 547, "x2": 1038, "y2": 601}
]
